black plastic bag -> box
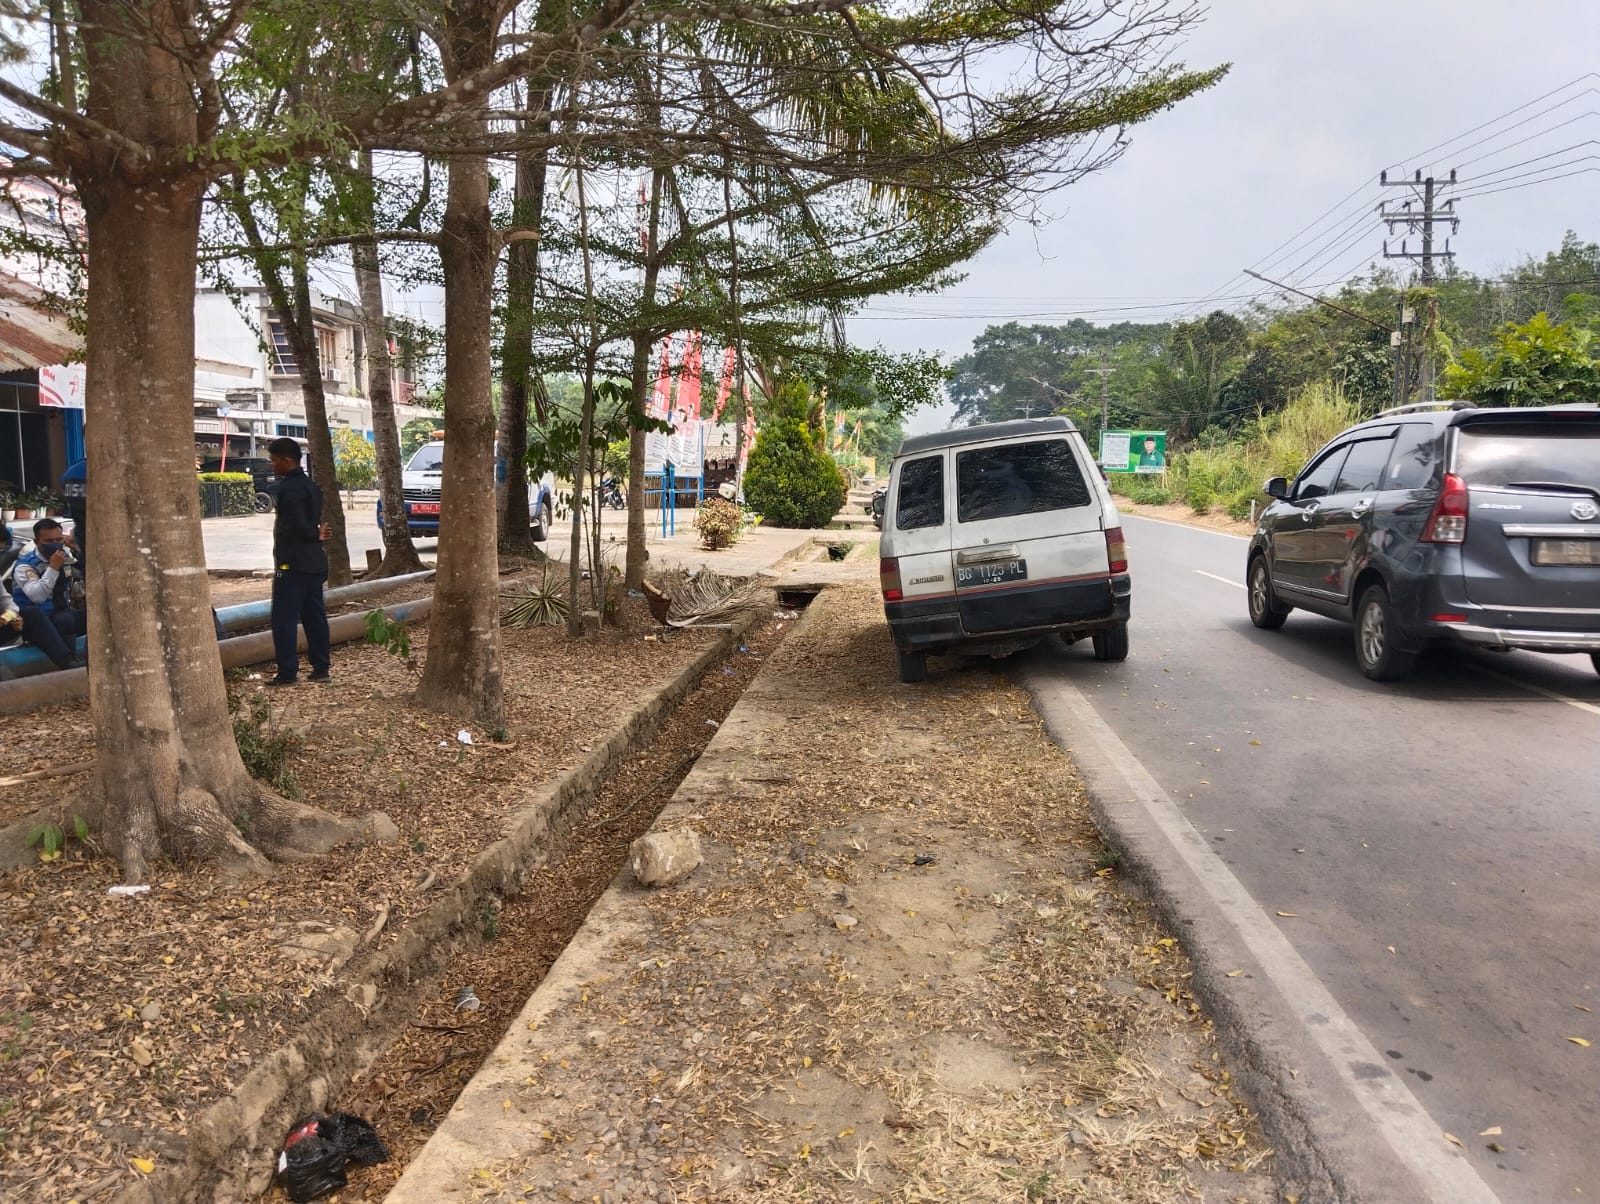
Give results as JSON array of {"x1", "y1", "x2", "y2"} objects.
[{"x1": 275, "y1": 1112, "x2": 389, "y2": 1203}]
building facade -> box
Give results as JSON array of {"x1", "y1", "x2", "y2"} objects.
[{"x1": 193, "y1": 286, "x2": 433, "y2": 461}]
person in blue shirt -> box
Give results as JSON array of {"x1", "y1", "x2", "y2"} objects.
[{"x1": 10, "y1": 517, "x2": 87, "y2": 669}]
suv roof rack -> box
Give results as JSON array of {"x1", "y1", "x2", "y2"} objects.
[{"x1": 1372, "y1": 400, "x2": 1477, "y2": 418}]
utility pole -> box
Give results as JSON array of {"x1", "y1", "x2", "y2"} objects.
[
  {"x1": 1084, "y1": 358, "x2": 1114, "y2": 434},
  {"x1": 1381, "y1": 169, "x2": 1459, "y2": 400}
]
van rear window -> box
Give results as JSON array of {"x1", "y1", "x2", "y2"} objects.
[
  {"x1": 956, "y1": 439, "x2": 1090, "y2": 523},
  {"x1": 895, "y1": 456, "x2": 944, "y2": 530},
  {"x1": 1456, "y1": 422, "x2": 1600, "y2": 490}
]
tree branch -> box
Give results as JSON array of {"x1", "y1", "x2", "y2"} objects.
[{"x1": 0, "y1": 77, "x2": 150, "y2": 170}]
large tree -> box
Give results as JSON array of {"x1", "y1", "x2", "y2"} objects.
[{"x1": 0, "y1": 0, "x2": 1224, "y2": 877}]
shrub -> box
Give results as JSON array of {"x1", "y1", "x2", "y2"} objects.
[
  {"x1": 197, "y1": 471, "x2": 253, "y2": 517},
  {"x1": 743, "y1": 378, "x2": 847, "y2": 528},
  {"x1": 694, "y1": 496, "x2": 743, "y2": 549}
]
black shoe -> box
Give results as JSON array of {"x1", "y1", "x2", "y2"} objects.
[
  {"x1": 265, "y1": 676, "x2": 297, "y2": 688},
  {"x1": 308, "y1": 671, "x2": 331, "y2": 683}
]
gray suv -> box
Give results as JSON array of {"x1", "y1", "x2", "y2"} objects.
[{"x1": 1246, "y1": 402, "x2": 1600, "y2": 681}]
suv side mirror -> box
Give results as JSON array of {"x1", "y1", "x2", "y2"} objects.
[{"x1": 1264, "y1": 476, "x2": 1289, "y2": 500}]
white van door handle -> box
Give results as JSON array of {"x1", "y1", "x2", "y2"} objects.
[
  {"x1": 1351, "y1": 497, "x2": 1373, "y2": 515},
  {"x1": 1300, "y1": 502, "x2": 1319, "y2": 522}
]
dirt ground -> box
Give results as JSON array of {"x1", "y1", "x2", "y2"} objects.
[
  {"x1": 0, "y1": 585, "x2": 735, "y2": 1204},
  {"x1": 329, "y1": 617, "x2": 790, "y2": 1201},
  {"x1": 1112, "y1": 499, "x2": 1256, "y2": 538},
  {"x1": 459, "y1": 586, "x2": 1276, "y2": 1204}
]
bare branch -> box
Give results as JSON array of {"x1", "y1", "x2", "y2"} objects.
[{"x1": 0, "y1": 76, "x2": 150, "y2": 170}]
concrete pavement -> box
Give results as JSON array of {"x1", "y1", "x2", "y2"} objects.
[{"x1": 1022, "y1": 513, "x2": 1600, "y2": 1203}]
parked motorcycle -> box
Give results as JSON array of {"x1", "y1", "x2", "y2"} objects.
[
  {"x1": 869, "y1": 485, "x2": 887, "y2": 529},
  {"x1": 599, "y1": 477, "x2": 627, "y2": 510}
]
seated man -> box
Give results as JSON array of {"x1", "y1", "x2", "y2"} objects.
[{"x1": 10, "y1": 518, "x2": 87, "y2": 670}]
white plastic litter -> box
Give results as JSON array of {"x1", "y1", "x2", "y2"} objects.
[
  {"x1": 457, "y1": 730, "x2": 474, "y2": 745},
  {"x1": 108, "y1": 884, "x2": 151, "y2": 897}
]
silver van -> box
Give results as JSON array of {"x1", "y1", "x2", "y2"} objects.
[{"x1": 878, "y1": 417, "x2": 1132, "y2": 682}]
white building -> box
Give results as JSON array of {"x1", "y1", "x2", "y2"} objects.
[{"x1": 192, "y1": 286, "x2": 433, "y2": 459}]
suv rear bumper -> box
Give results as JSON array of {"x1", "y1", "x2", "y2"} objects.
[
  {"x1": 886, "y1": 574, "x2": 1130, "y2": 653},
  {"x1": 1439, "y1": 623, "x2": 1600, "y2": 653}
]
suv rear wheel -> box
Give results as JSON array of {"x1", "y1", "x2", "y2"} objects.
[
  {"x1": 1355, "y1": 583, "x2": 1415, "y2": 681},
  {"x1": 1092, "y1": 622, "x2": 1129, "y2": 662},
  {"x1": 1247, "y1": 556, "x2": 1289, "y2": 630},
  {"x1": 252, "y1": 490, "x2": 274, "y2": 514},
  {"x1": 895, "y1": 647, "x2": 927, "y2": 683}
]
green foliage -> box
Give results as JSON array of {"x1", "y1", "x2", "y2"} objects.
[
  {"x1": 743, "y1": 378, "x2": 848, "y2": 528},
  {"x1": 196, "y1": 472, "x2": 254, "y2": 517},
  {"x1": 400, "y1": 417, "x2": 440, "y2": 462},
  {"x1": 24, "y1": 815, "x2": 88, "y2": 863},
  {"x1": 502, "y1": 567, "x2": 569, "y2": 627},
  {"x1": 1440, "y1": 312, "x2": 1600, "y2": 406},
  {"x1": 230, "y1": 693, "x2": 301, "y2": 800},
  {"x1": 332, "y1": 429, "x2": 378, "y2": 491},
  {"x1": 694, "y1": 496, "x2": 744, "y2": 549},
  {"x1": 364, "y1": 609, "x2": 412, "y2": 659}
]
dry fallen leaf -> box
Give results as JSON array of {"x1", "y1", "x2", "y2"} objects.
[
  {"x1": 130, "y1": 1156, "x2": 155, "y2": 1174},
  {"x1": 1479, "y1": 1126, "x2": 1502, "y2": 1136},
  {"x1": 1444, "y1": 1132, "x2": 1463, "y2": 1148},
  {"x1": 1276, "y1": 911, "x2": 1299, "y2": 918},
  {"x1": 1226, "y1": 970, "x2": 1245, "y2": 978},
  {"x1": 1565, "y1": 1037, "x2": 1591, "y2": 1047}
]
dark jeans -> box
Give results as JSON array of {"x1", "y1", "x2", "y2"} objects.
[
  {"x1": 271, "y1": 570, "x2": 330, "y2": 681},
  {"x1": 20, "y1": 605, "x2": 86, "y2": 669}
]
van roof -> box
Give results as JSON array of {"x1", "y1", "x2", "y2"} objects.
[{"x1": 895, "y1": 416, "x2": 1079, "y2": 458}]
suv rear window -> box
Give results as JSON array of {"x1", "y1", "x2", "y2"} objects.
[
  {"x1": 1455, "y1": 422, "x2": 1600, "y2": 490},
  {"x1": 956, "y1": 438, "x2": 1090, "y2": 523},
  {"x1": 895, "y1": 456, "x2": 944, "y2": 530}
]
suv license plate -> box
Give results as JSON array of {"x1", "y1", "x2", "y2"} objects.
[
  {"x1": 1532, "y1": 538, "x2": 1600, "y2": 566},
  {"x1": 957, "y1": 559, "x2": 1028, "y2": 587}
]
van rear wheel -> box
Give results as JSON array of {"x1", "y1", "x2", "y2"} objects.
[
  {"x1": 1092, "y1": 623, "x2": 1129, "y2": 662},
  {"x1": 895, "y1": 647, "x2": 927, "y2": 683},
  {"x1": 1355, "y1": 584, "x2": 1415, "y2": 681}
]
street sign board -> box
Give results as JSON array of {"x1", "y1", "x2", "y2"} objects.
[{"x1": 1099, "y1": 429, "x2": 1167, "y2": 474}]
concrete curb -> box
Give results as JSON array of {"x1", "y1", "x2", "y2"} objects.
[
  {"x1": 382, "y1": 594, "x2": 833, "y2": 1203},
  {"x1": 110, "y1": 614, "x2": 760, "y2": 1204},
  {"x1": 1019, "y1": 664, "x2": 1501, "y2": 1204}
]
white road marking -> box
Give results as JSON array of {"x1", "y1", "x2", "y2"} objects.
[
  {"x1": 1023, "y1": 666, "x2": 1503, "y2": 1204},
  {"x1": 1193, "y1": 569, "x2": 1245, "y2": 589},
  {"x1": 1468, "y1": 663, "x2": 1600, "y2": 718},
  {"x1": 1122, "y1": 511, "x2": 1251, "y2": 540}
]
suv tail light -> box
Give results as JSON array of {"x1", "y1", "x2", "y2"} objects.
[
  {"x1": 1105, "y1": 526, "x2": 1128, "y2": 574},
  {"x1": 880, "y1": 556, "x2": 904, "y2": 601},
  {"x1": 1422, "y1": 473, "x2": 1469, "y2": 544}
]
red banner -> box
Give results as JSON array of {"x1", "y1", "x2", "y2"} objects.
[
  {"x1": 649, "y1": 335, "x2": 673, "y2": 420},
  {"x1": 711, "y1": 346, "x2": 737, "y2": 421},
  {"x1": 675, "y1": 332, "x2": 703, "y2": 426}
]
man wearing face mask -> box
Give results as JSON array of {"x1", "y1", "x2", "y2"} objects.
[{"x1": 10, "y1": 518, "x2": 88, "y2": 670}]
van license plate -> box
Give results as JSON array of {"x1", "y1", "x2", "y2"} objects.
[
  {"x1": 1532, "y1": 538, "x2": 1600, "y2": 566},
  {"x1": 957, "y1": 559, "x2": 1028, "y2": 587}
]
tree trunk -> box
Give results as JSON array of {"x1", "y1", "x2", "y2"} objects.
[
  {"x1": 288, "y1": 261, "x2": 353, "y2": 586},
  {"x1": 495, "y1": 133, "x2": 551, "y2": 556},
  {"x1": 416, "y1": 34, "x2": 504, "y2": 728},
  {"x1": 354, "y1": 150, "x2": 425, "y2": 577},
  {"x1": 567, "y1": 362, "x2": 595, "y2": 636},
  {"x1": 625, "y1": 333, "x2": 653, "y2": 590},
  {"x1": 74, "y1": 3, "x2": 355, "y2": 882}
]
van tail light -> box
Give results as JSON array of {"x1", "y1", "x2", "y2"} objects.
[
  {"x1": 1422, "y1": 473, "x2": 1468, "y2": 544},
  {"x1": 1105, "y1": 526, "x2": 1128, "y2": 574},
  {"x1": 880, "y1": 557, "x2": 904, "y2": 601}
]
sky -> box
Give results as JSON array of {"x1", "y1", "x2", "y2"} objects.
[{"x1": 870, "y1": 1, "x2": 1600, "y2": 435}]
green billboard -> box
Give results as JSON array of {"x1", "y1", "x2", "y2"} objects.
[{"x1": 1099, "y1": 429, "x2": 1167, "y2": 474}]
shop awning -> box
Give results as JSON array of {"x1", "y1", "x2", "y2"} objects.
[{"x1": 0, "y1": 273, "x2": 81, "y2": 370}]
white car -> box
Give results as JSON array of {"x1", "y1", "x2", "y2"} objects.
[
  {"x1": 877, "y1": 417, "x2": 1131, "y2": 682},
  {"x1": 391, "y1": 439, "x2": 555, "y2": 540}
]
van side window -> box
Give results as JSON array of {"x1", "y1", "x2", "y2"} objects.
[
  {"x1": 1384, "y1": 423, "x2": 1441, "y2": 490},
  {"x1": 895, "y1": 456, "x2": 944, "y2": 530},
  {"x1": 1334, "y1": 435, "x2": 1396, "y2": 493},
  {"x1": 956, "y1": 439, "x2": 1090, "y2": 523}
]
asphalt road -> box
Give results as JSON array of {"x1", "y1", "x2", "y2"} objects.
[{"x1": 1027, "y1": 513, "x2": 1600, "y2": 1203}]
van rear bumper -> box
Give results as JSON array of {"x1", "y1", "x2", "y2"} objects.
[{"x1": 886, "y1": 574, "x2": 1130, "y2": 652}]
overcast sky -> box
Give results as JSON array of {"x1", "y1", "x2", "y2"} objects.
[{"x1": 871, "y1": 1, "x2": 1600, "y2": 434}]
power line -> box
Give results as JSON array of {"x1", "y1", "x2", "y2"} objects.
[
  {"x1": 1452, "y1": 164, "x2": 1600, "y2": 203},
  {"x1": 1406, "y1": 74, "x2": 1600, "y2": 171}
]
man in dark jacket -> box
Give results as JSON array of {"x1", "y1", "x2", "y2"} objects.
[{"x1": 266, "y1": 437, "x2": 332, "y2": 685}]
